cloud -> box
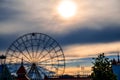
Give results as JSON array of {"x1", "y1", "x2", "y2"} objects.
[
  {"x1": 0, "y1": 0, "x2": 120, "y2": 34},
  {"x1": 1, "y1": 25, "x2": 120, "y2": 53},
  {"x1": 0, "y1": 34, "x2": 18, "y2": 50},
  {"x1": 0, "y1": 0, "x2": 22, "y2": 22},
  {"x1": 0, "y1": 0, "x2": 120, "y2": 69},
  {"x1": 64, "y1": 42, "x2": 120, "y2": 58},
  {"x1": 55, "y1": 25, "x2": 120, "y2": 46}
]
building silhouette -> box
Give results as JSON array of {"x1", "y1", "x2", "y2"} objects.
[
  {"x1": 0, "y1": 55, "x2": 14, "y2": 80},
  {"x1": 16, "y1": 59, "x2": 30, "y2": 80},
  {"x1": 112, "y1": 53, "x2": 120, "y2": 80}
]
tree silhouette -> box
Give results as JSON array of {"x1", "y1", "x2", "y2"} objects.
[{"x1": 91, "y1": 53, "x2": 116, "y2": 80}]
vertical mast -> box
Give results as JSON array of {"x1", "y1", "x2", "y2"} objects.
[{"x1": 118, "y1": 51, "x2": 120, "y2": 63}]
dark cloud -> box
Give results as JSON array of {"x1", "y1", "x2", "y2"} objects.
[
  {"x1": 0, "y1": 24, "x2": 120, "y2": 51},
  {"x1": 0, "y1": 0, "x2": 21, "y2": 22},
  {"x1": 0, "y1": 34, "x2": 18, "y2": 50},
  {"x1": 55, "y1": 24, "x2": 120, "y2": 46}
]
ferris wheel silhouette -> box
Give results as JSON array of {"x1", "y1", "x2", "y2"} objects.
[{"x1": 5, "y1": 33, "x2": 65, "y2": 79}]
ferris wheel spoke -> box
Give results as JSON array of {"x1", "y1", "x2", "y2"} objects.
[
  {"x1": 49, "y1": 47, "x2": 61, "y2": 55},
  {"x1": 21, "y1": 37, "x2": 32, "y2": 61},
  {"x1": 37, "y1": 48, "x2": 45, "y2": 60},
  {"x1": 39, "y1": 48, "x2": 62, "y2": 62},
  {"x1": 39, "y1": 38, "x2": 55, "y2": 60},
  {"x1": 8, "y1": 49, "x2": 20, "y2": 58},
  {"x1": 6, "y1": 54, "x2": 31, "y2": 64},
  {"x1": 36, "y1": 34, "x2": 42, "y2": 53},
  {"x1": 48, "y1": 40, "x2": 60, "y2": 51},
  {"x1": 39, "y1": 59, "x2": 53, "y2": 65},
  {"x1": 32, "y1": 33, "x2": 39, "y2": 58},
  {"x1": 43, "y1": 34, "x2": 47, "y2": 42},
  {"x1": 38, "y1": 49, "x2": 55, "y2": 62},
  {"x1": 39, "y1": 64, "x2": 58, "y2": 74},
  {"x1": 6, "y1": 52, "x2": 30, "y2": 63},
  {"x1": 37, "y1": 67, "x2": 47, "y2": 76},
  {"x1": 30, "y1": 38, "x2": 34, "y2": 58},
  {"x1": 37, "y1": 38, "x2": 51, "y2": 59},
  {"x1": 35, "y1": 40, "x2": 41, "y2": 58},
  {"x1": 12, "y1": 42, "x2": 32, "y2": 62},
  {"x1": 35, "y1": 34, "x2": 47, "y2": 58},
  {"x1": 31, "y1": 33, "x2": 37, "y2": 58},
  {"x1": 38, "y1": 51, "x2": 49, "y2": 61},
  {"x1": 38, "y1": 65, "x2": 55, "y2": 72},
  {"x1": 39, "y1": 44, "x2": 60, "y2": 61},
  {"x1": 39, "y1": 54, "x2": 63, "y2": 64},
  {"x1": 38, "y1": 45, "x2": 56, "y2": 61},
  {"x1": 48, "y1": 44, "x2": 58, "y2": 53},
  {"x1": 38, "y1": 65, "x2": 47, "y2": 71},
  {"x1": 39, "y1": 66, "x2": 53, "y2": 72}
]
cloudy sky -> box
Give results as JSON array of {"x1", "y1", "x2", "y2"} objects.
[{"x1": 0, "y1": 0, "x2": 120, "y2": 74}]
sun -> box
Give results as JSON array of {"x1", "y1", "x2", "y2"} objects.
[{"x1": 57, "y1": 0, "x2": 77, "y2": 19}]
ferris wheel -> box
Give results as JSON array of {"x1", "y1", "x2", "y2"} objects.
[{"x1": 5, "y1": 33, "x2": 65, "y2": 79}]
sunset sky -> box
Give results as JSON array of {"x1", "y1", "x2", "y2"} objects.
[{"x1": 0, "y1": 0, "x2": 120, "y2": 74}]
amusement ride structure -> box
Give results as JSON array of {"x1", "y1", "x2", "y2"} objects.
[{"x1": 5, "y1": 33, "x2": 65, "y2": 80}]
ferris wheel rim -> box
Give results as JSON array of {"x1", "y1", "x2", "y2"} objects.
[{"x1": 5, "y1": 32, "x2": 65, "y2": 76}]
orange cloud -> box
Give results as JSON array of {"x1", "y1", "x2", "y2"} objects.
[{"x1": 64, "y1": 41, "x2": 120, "y2": 58}]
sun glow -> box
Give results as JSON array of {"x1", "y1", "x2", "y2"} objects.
[{"x1": 57, "y1": 0, "x2": 77, "y2": 19}]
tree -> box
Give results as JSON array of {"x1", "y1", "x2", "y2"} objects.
[{"x1": 91, "y1": 53, "x2": 117, "y2": 80}]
